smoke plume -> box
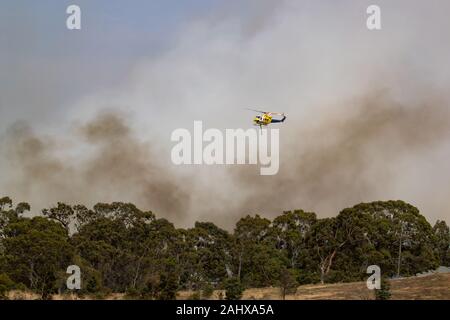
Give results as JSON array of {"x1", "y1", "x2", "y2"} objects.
[{"x1": 1, "y1": 1, "x2": 450, "y2": 229}]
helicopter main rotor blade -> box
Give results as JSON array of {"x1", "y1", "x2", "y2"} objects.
[
  {"x1": 245, "y1": 108, "x2": 268, "y2": 114},
  {"x1": 245, "y1": 108, "x2": 286, "y2": 116}
]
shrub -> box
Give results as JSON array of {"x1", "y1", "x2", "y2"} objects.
[
  {"x1": 0, "y1": 273, "x2": 15, "y2": 299},
  {"x1": 375, "y1": 277, "x2": 391, "y2": 300},
  {"x1": 224, "y1": 277, "x2": 243, "y2": 300}
]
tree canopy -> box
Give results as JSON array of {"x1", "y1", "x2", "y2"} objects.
[{"x1": 0, "y1": 196, "x2": 447, "y2": 299}]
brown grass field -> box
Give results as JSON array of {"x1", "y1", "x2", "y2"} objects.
[
  {"x1": 5, "y1": 273, "x2": 449, "y2": 300},
  {"x1": 177, "y1": 273, "x2": 450, "y2": 300}
]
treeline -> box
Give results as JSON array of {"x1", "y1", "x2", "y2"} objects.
[{"x1": 0, "y1": 196, "x2": 449, "y2": 299}]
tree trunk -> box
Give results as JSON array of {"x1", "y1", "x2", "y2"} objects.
[
  {"x1": 397, "y1": 224, "x2": 404, "y2": 277},
  {"x1": 237, "y1": 251, "x2": 243, "y2": 280},
  {"x1": 320, "y1": 265, "x2": 326, "y2": 284}
]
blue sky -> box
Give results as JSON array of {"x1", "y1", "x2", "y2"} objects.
[
  {"x1": 1, "y1": 0, "x2": 220, "y2": 56},
  {"x1": 0, "y1": 0, "x2": 287, "y2": 127},
  {"x1": 0, "y1": 0, "x2": 223, "y2": 124}
]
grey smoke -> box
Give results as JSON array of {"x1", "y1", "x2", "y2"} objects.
[
  {"x1": 1, "y1": 1, "x2": 450, "y2": 229},
  {"x1": 2, "y1": 112, "x2": 189, "y2": 223}
]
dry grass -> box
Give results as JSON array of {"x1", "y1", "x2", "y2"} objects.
[
  {"x1": 6, "y1": 273, "x2": 449, "y2": 300},
  {"x1": 242, "y1": 273, "x2": 450, "y2": 300},
  {"x1": 178, "y1": 273, "x2": 450, "y2": 300}
]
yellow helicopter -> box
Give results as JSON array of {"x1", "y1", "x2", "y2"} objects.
[{"x1": 247, "y1": 108, "x2": 287, "y2": 129}]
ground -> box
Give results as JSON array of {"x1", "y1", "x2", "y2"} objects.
[
  {"x1": 177, "y1": 273, "x2": 450, "y2": 300},
  {"x1": 5, "y1": 273, "x2": 449, "y2": 300}
]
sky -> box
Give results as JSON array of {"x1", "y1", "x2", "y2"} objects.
[{"x1": 1, "y1": 0, "x2": 450, "y2": 229}]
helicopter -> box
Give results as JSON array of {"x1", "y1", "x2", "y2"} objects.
[{"x1": 247, "y1": 108, "x2": 287, "y2": 129}]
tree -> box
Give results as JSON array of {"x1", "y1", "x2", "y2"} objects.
[
  {"x1": 0, "y1": 197, "x2": 13, "y2": 211},
  {"x1": 272, "y1": 210, "x2": 317, "y2": 269},
  {"x1": 233, "y1": 215, "x2": 286, "y2": 287},
  {"x1": 71, "y1": 202, "x2": 158, "y2": 292},
  {"x1": 309, "y1": 217, "x2": 351, "y2": 284},
  {"x1": 0, "y1": 196, "x2": 444, "y2": 298},
  {"x1": 324, "y1": 201, "x2": 440, "y2": 282},
  {"x1": 71, "y1": 202, "x2": 183, "y2": 298},
  {"x1": 433, "y1": 220, "x2": 450, "y2": 266},
  {"x1": 201, "y1": 283, "x2": 214, "y2": 299},
  {"x1": 361, "y1": 201, "x2": 439, "y2": 276},
  {"x1": 71, "y1": 216, "x2": 131, "y2": 292},
  {"x1": 223, "y1": 277, "x2": 243, "y2": 300},
  {"x1": 3, "y1": 216, "x2": 74, "y2": 299},
  {"x1": 181, "y1": 222, "x2": 233, "y2": 290},
  {"x1": 42, "y1": 202, "x2": 74, "y2": 231},
  {"x1": 0, "y1": 197, "x2": 30, "y2": 238},
  {"x1": 279, "y1": 268, "x2": 298, "y2": 300},
  {"x1": 157, "y1": 258, "x2": 179, "y2": 300}
]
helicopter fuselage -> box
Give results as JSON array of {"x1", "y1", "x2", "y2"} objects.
[{"x1": 253, "y1": 114, "x2": 272, "y2": 126}]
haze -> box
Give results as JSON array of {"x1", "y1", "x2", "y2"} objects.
[{"x1": 1, "y1": 0, "x2": 450, "y2": 229}]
